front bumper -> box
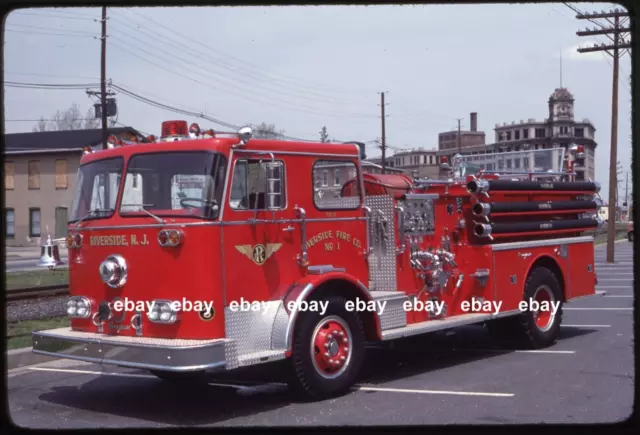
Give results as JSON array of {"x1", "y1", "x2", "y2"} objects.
[{"x1": 32, "y1": 327, "x2": 233, "y2": 372}]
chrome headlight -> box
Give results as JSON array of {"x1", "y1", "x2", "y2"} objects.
[
  {"x1": 66, "y1": 296, "x2": 91, "y2": 318},
  {"x1": 99, "y1": 254, "x2": 128, "y2": 288},
  {"x1": 147, "y1": 299, "x2": 179, "y2": 324}
]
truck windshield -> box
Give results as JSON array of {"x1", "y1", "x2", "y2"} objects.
[
  {"x1": 119, "y1": 151, "x2": 226, "y2": 220},
  {"x1": 69, "y1": 157, "x2": 124, "y2": 223}
]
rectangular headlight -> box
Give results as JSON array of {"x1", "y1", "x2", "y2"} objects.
[{"x1": 146, "y1": 299, "x2": 179, "y2": 324}]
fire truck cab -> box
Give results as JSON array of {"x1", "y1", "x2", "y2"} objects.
[{"x1": 33, "y1": 120, "x2": 603, "y2": 400}]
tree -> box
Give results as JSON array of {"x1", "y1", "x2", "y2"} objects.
[
  {"x1": 319, "y1": 126, "x2": 329, "y2": 143},
  {"x1": 32, "y1": 103, "x2": 100, "y2": 132},
  {"x1": 250, "y1": 122, "x2": 285, "y2": 140}
]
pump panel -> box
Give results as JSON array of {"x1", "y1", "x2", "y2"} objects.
[{"x1": 400, "y1": 193, "x2": 438, "y2": 236}]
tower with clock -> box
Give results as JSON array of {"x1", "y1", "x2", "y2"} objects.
[{"x1": 548, "y1": 87, "x2": 574, "y2": 122}]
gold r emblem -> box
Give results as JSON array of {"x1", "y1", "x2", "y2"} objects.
[{"x1": 235, "y1": 243, "x2": 282, "y2": 265}]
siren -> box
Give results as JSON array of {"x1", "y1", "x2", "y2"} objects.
[
  {"x1": 37, "y1": 234, "x2": 66, "y2": 270},
  {"x1": 440, "y1": 156, "x2": 451, "y2": 170},
  {"x1": 161, "y1": 120, "x2": 189, "y2": 139}
]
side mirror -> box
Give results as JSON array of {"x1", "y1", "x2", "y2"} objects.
[{"x1": 265, "y1": 161, "x2": 284, "y2": 210}]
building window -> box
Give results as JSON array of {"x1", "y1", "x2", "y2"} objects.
[
  {"x1": 28, "y1": 160, "x2": 40, "y2": 189},
  {"x1": 55, "y1": 159, "x2": 68, "y2": 189},
  {"x1": 6, "y1": 209, "x2": 15, "y2": 238},
  {"x1": 575, "y1": 128, "x2": 584, "y2": 137},
  {"x1": 5, "y1": 162, "x2": 14, "y2": 190},
  {"x1": 514, "y1": 131, "x2": 520, "y2": 140},
  {"x1": 498, "y1": 132, "x2": 504, "y2": 141},
  {"x1": 535, "y1": 128, "x2": 546, "y2": 138},
  {"x1": 523, "y1": 129, "x2": 529, "y2": 139},
  {"x1": 322, "y1": 170, "x2": 328, "y2": 187},
  {"x1": 514, "y1": 159, "x2": 521, "y2": 169},
  {"x1": 29, "y1": 208, "x2": 41, "y2": 237},
  {"x1": 334, "y1": 169, "x2": 340, "y2": 186}
]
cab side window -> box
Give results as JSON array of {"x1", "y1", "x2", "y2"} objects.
[
  {"x1": 230, "y1": 159, "x2": 287, "y2": 210},
  {"x1": 313, "y1": 160, "x2": 361, "y2": 210}
]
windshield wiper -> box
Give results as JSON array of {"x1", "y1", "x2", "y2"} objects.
[
  {"x1": 121, "y1": 204, "x2": 166, "y2": 224},
  {"x1": 75, "y1": 208, "x2": 114, "y2": 227}
]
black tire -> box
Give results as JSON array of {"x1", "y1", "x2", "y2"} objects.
[
  {"x1": 287, "y1": 296, "x2": 365, "y2": 400},
  {"x1": 149, "y1": 369, "x2": 206, "y2": 382},
  {"x1": 487, "y1": 267, "x2": 563, "y2": 349},
  {"x1": 515, "y1": 267, "x2": 563, "y2": 348}
]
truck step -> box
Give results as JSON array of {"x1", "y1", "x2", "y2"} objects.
[
  {"x1": 236, "y1": 350, "x2": 287, "y2": 368},
  {"x1": 381, "y1": 312, "x2": 496, "y2": 341},
  {"x1": 369, "y1": 291, "x2": 409, "y2": 330}
]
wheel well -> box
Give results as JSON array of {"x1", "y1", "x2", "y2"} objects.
[
  {"x1": 308, "y1": 279, "x2": 379, "y2": 341},
  {"x1": 529, "y1": 256, "x2": 566, "y2": 301}
]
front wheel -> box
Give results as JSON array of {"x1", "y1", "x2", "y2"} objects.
[{"x1": 287, "y1": 296, "x2": 365, "y2": 400}]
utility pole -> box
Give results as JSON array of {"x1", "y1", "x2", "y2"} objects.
[
  {"x1": 575, "y1": 7, "x2": 630, "y2": 263},
  {"x1": 456, "y1": 118, "x2": 463, "y2": 154},
  {"x1": 100, "y1": 6, "x2": 108, "y2": 149},
  {"x1": 379, "y1": 92, "x2": 388, "y2": 174}
]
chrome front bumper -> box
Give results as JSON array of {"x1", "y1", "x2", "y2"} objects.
[{"x1": 32, "y1": 327, "x2": 232, "y2": 372}]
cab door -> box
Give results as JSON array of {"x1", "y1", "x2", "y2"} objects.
[{"x1": 221, "y1": 154, "x2": 302, "y2": 307}]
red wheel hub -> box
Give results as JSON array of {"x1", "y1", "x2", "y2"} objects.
[
  {"x1": 533, "y1": 286, "x2": 553, "y2": 330},
  {"x1": 311, "y1": 317, "x2": 351, "y2": 378}
]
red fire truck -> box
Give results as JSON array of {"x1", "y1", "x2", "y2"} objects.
[{"x1": 33, "y1": 120, "x2": 603, "y2": 400}]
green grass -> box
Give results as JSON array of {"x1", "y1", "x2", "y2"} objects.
[
  {"x1": 7, "y1": 317, "x2": 69, "y2": 350},
  {"x1": 5, "y1": 269, "x2": 69, "y2": 291},
  {"x1": 594, "y1": 231, "x2": 628, "y2": 245}
]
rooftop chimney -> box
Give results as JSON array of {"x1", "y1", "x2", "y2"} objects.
[{"x1": 470, "y1": 112, "x2": 478, "y2": 132}]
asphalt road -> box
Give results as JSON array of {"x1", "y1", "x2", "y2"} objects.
[{"x1": 8, "y1": 240, "x2": 634, "y2": 427}]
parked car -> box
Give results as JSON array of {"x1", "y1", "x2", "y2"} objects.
[{"x1": 628, "y1": 221, "x2": 634, "y2": 242}]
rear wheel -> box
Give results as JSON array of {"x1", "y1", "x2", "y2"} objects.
[
  {"x1": 487, "y1": 267, "x2": 563, "y2": 349},
  {"x1": 287, "y1": 296, "x2": 365, "y2": 400}
]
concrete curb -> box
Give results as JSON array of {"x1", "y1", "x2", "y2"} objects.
[{"x1": 7, "y1": 347, "x2": 57, "y2": 370}]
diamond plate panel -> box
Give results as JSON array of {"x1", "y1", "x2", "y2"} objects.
[
  {"x1": 225, "y1": 301, "x2": 282, "y2": 357},
  {"x1": 315, "y1": 196, "x2": 361, "y2": 210},
  {"x1": 365, "y1": 195, "x2": 397, "y2": 292},
  {"x1": 238, "y1": 350, "x2": 287, "y2": 367},
  {"x1": 375, "y1": 294, "x2": 408, "y2": 330},
  {"x1": 270, "y1": 301, "x2": 291, "y2": 350}
]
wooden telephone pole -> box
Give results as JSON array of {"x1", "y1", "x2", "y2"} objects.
[
  {"x1": 100, "y1": 6, "x2": 108, "y2": 149},
  {"x1": 379, "y1": 92, "x2": 388, "y2": 173},
  {"x1": 575, "y1": 7, "x2": 630, "y2": 263}
]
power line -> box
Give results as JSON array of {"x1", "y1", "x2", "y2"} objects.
[
  {"x1": 121, "y1": 7, "x2": 374, "y2": 96},
  {"x1": 107, "y1": 38, "x2": 375, "y2": 120},
  {"x1": 4, "y1": 29, "x2": 97, "y2": 38},
  {"x1": 6, "y1": 23, "x2": 99, "y2": 35},
  {"x1": 107, "y1": 12, "x2": 374, "y2": 108}
]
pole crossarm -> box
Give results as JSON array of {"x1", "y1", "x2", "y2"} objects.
[
  {"x1": 577, "y1": 11, "x2": 629, "y2": 19},
  {"x1": 577, "y1": 43, "x2": 631, "y2": 53},
  {"x1": 577, "y1": 27, "x2": 630, "y2": 36}
]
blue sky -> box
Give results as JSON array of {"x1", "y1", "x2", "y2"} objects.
[{"x1": 3, "y1": 3, "x2": 632, "y2": 200}]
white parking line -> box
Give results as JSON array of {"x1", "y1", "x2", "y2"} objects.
[
  {"x1": 562, "y1": 324, "x2": 611, "y2": 328},
  {"x1": 453, "y1": 349, "x2": 575, "y2": 354},
  {"x1": 28, "y1": 367, "x2": 514, "y2": 398},
  {"x1": 597, "y1": 286, "x2": 633, "y2": 289},
  {"x1": 356, "y1": 385, "x2": 514, "y2": 397},
  {"x1": 564, "y1": 308, "x2": 632, "y2": 311}
]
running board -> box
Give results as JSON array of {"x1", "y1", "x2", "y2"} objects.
[{"x1": 381, "y1": 313, "x2": 500, "y2": 341}]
